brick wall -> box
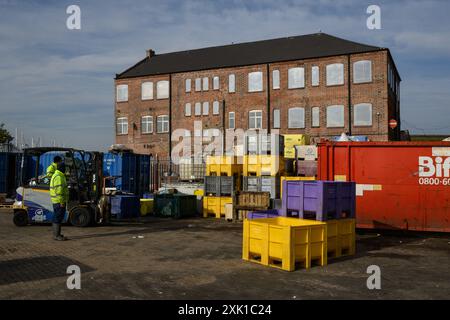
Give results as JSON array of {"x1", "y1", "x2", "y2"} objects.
[{"x1": 115, "y1": 49, "x2": 398, "y2": 156}]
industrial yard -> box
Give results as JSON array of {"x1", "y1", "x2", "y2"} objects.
[{"x1": 0, "y1": 209, "x2": 448, "y2": 300}]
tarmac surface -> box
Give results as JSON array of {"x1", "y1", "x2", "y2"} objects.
[{"x1": 0, "y1": 209, "x2": 449, "y2": 300}]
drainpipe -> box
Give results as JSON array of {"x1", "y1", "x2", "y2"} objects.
[
  {"x1": 266, "y1": 64, "x2": 271, "y2": 134},
  {"x1": 222, "y1": 99, "x2": 226, "y2": 155},
  {"x1": 169, "y1": 74, "x2": 172, "y2": 173},
  {"x1": 347, "y1": 54, "x2": 352, "y2": 136}
]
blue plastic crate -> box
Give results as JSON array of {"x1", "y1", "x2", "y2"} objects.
[{"x1": 110, "y1": 195, "x2": 140, "y2": 220}]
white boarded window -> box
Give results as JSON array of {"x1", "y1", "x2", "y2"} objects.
[
  {"x1": 116, "y1": 117, "x2": 128, "y2": 135},
  {"x1": 156, "y1": 80, "x2": 169, "y2": 99},
  {"x1": 195, "y1": 102, "x2": 201, "y2": 116},
  {"x1": 228, "y1": 74, "x2": 236, "y2": 93},
  {"x1": 185, "y1": 79, "x2": 191, "y2": 92},
  {"x1": 249, "y1": 110, "x2": 262, "y2": 129},
  {"x1": 141, "y1": 82, "x2": 153, "y2": 100},
  {"x1": 248, "y1": 71, "x2": 263, "y2": 92},
  {"x1": 213, "y1": 76, "x2": 220, "y2": 90},
  {"x1": 229, "y1": 112, "x2": 235, "y2": 129},
  {"x1": 326, "y1": 105, "x2": 345, "y2": 127},
  {"x1": 312, "y1": 107, "x2": 320, "y2": 127},
  {"x1": 213, "y1": 101, "x2": 220, "y2": 115},
  {"x1": 288, "y1": 107, "x2": 305, "y2": 129},
  {"x1": 288, "y1": 67, "x2": 305, "y2": 89},
  {"x1": 116, "y1": 85, "x2": 128, "y2": 102},
  {"x1": 141, "y1": 116, "x2": 153, "y2": 134},
  {"x1": 202, "y1": 77, "x2": 209, "y2": 91},
  {"x1": 195, "y1": 78, "x2": 201, "y2": 91},
  {"x1": 202, "y1": 102, "x2": 209, "y2": 115},
  {"x1": 273, "y1": 109, "x2": 280, "y2": 128},
  {"x1": 157, "y1": 115, "x2": 169, "y2": 133},
  {"x1": 272, "y1": 70, "x2": 280, "y2": 89},
  {"x1": 354, "y1": 103, "x2": 372, "y2": 126},
  {"x1": 326, "y1": 63, "x2": 344, "y2": 86},
  {"x1": 311, "y1": 66, "x2": 320, "y2": 86},
  {"x1": 185, "y1": 103, "x2": 191, "y2": 116},
  {"x1": 353, "y1": 60, "x2": 372, "y2": 83}
]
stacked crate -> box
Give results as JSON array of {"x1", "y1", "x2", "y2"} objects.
[
  {"x1": 283, "y1": 134, "x2": 309, "y2": 175},
  {"x1": 280, "y1": 180, "x2": 356, "y2": 259},
  {"x1": 242, "y1": 134, "x2": 284, "y2": 199},
  {"x1": 295, "y1": 145, "x2": 318, "y2": 177},
  {"x1": 203, "y1": 156, "x2": 242, "y2": 218}
]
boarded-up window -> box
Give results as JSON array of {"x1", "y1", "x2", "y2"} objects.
[
  {"x1": 156, "y1": 80, "x2": 169, "y2": 99},
  {"x1": 326, "y1": 105, "x2": 345, "y2": 127},
  {"x1": 288, "y1": 107, "x2": 305, "y2": 128},
  {"x1": 312, "y1": 107, "x2": 320, "y2": 127},
  {"x1": 116, "y1": 85, "x2": 128, "y2": 102},
  {"x1": 228, "y1": 74, "x2": 236, "y2": 93},
  {"x1": 248, "y1": 71, "x2": 263, "y2": 92},
  {"x1": 185, "y1": 103, "x2": 191, "y2": 116},
  {"x1": 195, "y1": 102, "x2": 201, "y2": 116},
  {"x1": 311, "y1": 66, "x2": 320, "y2": 86},
  {"x1": 185, "y1": 79, "x2": 191, "y2": 92},
  {"x1": 353, "y1": 60, "x2": 372, "y2": 83},
  {"x1": 288, "y1": 67, "x2": 305, "y2": 89},
  {"x1": 213, "y1": 101, "x2": 220, "y2": 115},
  {"x1": 202, "y1": 102, "x2": 209, "y2": 115},
  {"x1": 141, "y1": 82, "x2": 153, "y2": 100},
  {"x1": 213, "y1": 76, "x2": 220, "y2": 90},
  {"x1": 326, "y1": 63, "x2": 344, "y2": 86},
  {"x1": 272, "y1": 70, "x2": 280, "y2": 89},
  {"x1": 354, "y1": 103, "x2": 372, "y2": 126},
  {"x1": 202, "y1": 77, "x2": 209, "y2": 91},
  {"x1": 273, "y1": 109, "x2": 280, "y2": 128},
  {"x1": 195, "y1": 78, "x2": 201, "y2": 91}
]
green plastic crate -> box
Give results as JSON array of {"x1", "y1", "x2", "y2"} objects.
[{"x1": 154, "y1": 193, "x2": 197, "y2": 219}]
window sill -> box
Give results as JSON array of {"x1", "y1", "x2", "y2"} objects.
[
  {"x1": 116, "y1": 133, "x2": 128, "y2": 136},
  {"x1": 116, "y1": 100, "x2": 128, "y2": 103},
  {"x1": 156, "y1": 97, "x2": 169, "y2": 100},
  {"x1": 287, "y1": 87, "x2": 305, "y2": 90},
  {"x1": 141, "y1": 132, "x2": 154, "y2": 135},
  {"x1": 353, "y1": 124, "x2": 373, "y2": 127},
  {"x1": 141, "y1": 98, "x2": 154, "y2": 101},
  {"x1": 326, "y1": 83, "x2": 345, "y2": 87},
  {"x1": 353, "y1": 80, "x2": 373, "y2": 85},
  {"x1": 157, "y1": 131, "x2": 169, "y2": 134}
]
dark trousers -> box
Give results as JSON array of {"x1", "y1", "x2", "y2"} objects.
[{"x1": 52, "y1": 203, "x2": 66, "y2": 224}]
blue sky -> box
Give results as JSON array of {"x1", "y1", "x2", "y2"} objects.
[{"x1": 0, "y1": 0, "x2": 449, "y2": 151}]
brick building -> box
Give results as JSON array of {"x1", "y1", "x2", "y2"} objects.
[{"x1": 114, "y1": 33, "x2": 401, "y2": 158}]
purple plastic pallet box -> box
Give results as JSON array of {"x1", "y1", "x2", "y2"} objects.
[
  {"x1": 247, "y1": 209, "x2": 280, "y2": 220},
  {"x1": 280, "y1": 180, "x2": 356, "y2": 221}
]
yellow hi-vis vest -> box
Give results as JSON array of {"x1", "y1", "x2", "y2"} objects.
[
  {"x1": 46, "y1": 162, "x2": 58, "y2": 178},
  {"x1": 50, "y1": 170, "x2": 69, "y2": 204}
]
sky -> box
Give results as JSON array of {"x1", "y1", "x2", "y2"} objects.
[{"x1": 0, "y1": 0, "x2": 449, "y2": 151}]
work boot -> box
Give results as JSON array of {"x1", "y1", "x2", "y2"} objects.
[{"x1": 52, "y1": 223, "x2": 66, "y2": 241}]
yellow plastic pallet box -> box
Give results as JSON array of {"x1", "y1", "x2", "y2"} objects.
[
  {"x1": 140, "y1": 199, "x2": 154, "y2": 216},
  {"x1": 326, "y1": 219, "x2": 356, "y2": 258},
  {"x1": 243, "y1": 155, "x2": 285, "y2": 176},
  {"x1": 206, "y1": 156, "x2": 242, "y2": 176},
  {"x1": 242, "y1": 217, "x2": 327, "y2": 271},
  {"x1": 203, "y1": 196, "x2": 233, "y2": 218}
]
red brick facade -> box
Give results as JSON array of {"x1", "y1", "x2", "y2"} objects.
[{"x1": 115, "y1": 49, "x2": 400, "y2": 157}]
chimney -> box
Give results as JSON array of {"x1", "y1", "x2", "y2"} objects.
[{"x1": 146, "y1": 49, "x2": 155, "y2": 58}]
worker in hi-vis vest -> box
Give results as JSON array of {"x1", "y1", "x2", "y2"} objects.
[
  {"x1": 46, "y1": 156, "x2": 63, "y2": 179},
  {"x1": 49, "y1": 162, "x2": 69, "y2": 241}
]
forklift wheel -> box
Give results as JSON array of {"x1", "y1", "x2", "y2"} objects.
[
  {"x1": 70, "y1": 206, "x2": 92, "y2": 227},
  {"x1": 13, "y1": 210, "x2": 28, "y2": 227}
]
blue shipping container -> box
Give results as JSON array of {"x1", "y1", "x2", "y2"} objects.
[
  {"x1": 110, "y1": 195, "x2": 140, "y2": 219},
  {"x1": 103, "y1": 153, "x2": 150, "y2": 196},
  {"x1": 0, "y1": 153, "x2": 8, "y2": 194}
]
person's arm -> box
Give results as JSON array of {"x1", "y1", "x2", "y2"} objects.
[{"x1": 62, "y1": 176, "x2": 69, "y2": 206}]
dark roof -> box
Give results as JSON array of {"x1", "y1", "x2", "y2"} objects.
[{"x1": 116, "y1": 33, "x2": 384, "y2": 79}]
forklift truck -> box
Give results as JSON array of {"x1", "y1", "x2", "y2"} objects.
[{"x1": 13, "y1": 147, "x2": 104, "y2": 227}]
